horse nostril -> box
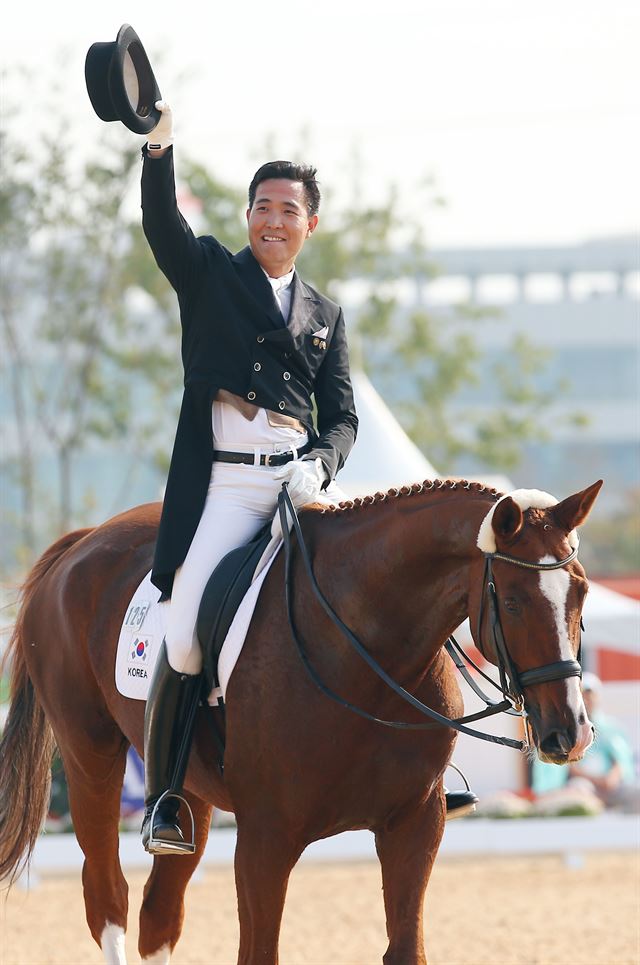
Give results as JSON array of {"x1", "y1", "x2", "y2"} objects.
[{"x1": 540, "y1": 730, "x2": 573, "y2": 759}]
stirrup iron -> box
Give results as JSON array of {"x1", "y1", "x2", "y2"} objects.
[{"x1": 147, "y1": 790, "x2": 196, "y2": 855}]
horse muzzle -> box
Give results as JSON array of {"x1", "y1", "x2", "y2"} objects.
[{"x1": 535, "y1": 717, "x2": 594, "y2": 764}]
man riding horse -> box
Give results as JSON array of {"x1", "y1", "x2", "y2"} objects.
[{"x1": 139, "y1": 101, "x2": 477, "y2": 852}]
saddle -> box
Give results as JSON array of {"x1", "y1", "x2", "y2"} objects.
[{"x1": 196, "y1": 523, "x2": 273, "y2": 698}]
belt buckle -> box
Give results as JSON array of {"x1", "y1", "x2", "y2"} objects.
[{"x1": 266, "y1": 445, "x2": 289, "y2": 467}]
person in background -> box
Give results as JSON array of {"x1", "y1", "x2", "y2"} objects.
[
  {"x1": 532, "y1": 671, "x2": 638, "y2": 811},
  {"x1": 567, "y1": 671, "x2": 637, "y2": 810}
]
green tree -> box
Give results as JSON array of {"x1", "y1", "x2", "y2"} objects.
[{"x1": 0, "y1": 102, "x2": 177, "y2": 567}]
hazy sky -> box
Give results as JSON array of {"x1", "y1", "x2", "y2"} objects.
[{"x1": 3, "y1": 0, "x2": 639, "y2": 247}]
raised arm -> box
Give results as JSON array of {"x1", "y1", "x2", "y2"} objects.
[{"x1": 141, "y1": 101, "x2": 205, "y2": 293}]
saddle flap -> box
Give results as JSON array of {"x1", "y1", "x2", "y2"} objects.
[{"x1": 197, "y1": 524, "x2": 272, "y2": 696}]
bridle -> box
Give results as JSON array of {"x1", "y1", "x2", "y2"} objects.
[
  {"x1": 475, "y1": 548, "x2": 582, "y2": 708},
  {"x1": 278, "y1": 487, "x2": 583, "y2": 753}
]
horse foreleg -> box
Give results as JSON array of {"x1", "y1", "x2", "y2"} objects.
[
  {"x1": 138, "y1": 790, "x2": 212, "y2": 963},
  {"x1": 374, "y1": 789, "x2": 446, "y2": 965},
  {"x1": 234, "y1": 816, "x2": 303, "y2": 965}
]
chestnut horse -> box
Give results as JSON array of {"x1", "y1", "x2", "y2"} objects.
[{"x1": 0, "y1": 478, "x2": 601, "y2": 964}]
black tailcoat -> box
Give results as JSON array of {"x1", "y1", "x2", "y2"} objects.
[{"x1": 141, "y1": 147, "x2": 358, "y2": 598}]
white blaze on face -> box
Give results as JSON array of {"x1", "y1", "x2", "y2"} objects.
[
  {"x1": 538, "y1": 555, "x2": 572, "y2": 654},
  {"x1": 142, "y1": 945, "x2": 172, "y2": 964},
  {"x1": 100, "y1": 923, "x2": 127, "y2": 965},
  {"x1": 538, "y1": 554, "x2": 594, "y2": 759}
]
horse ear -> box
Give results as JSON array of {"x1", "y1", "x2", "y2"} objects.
[
  {"x1": 552, "y1": 479, "x2": 603, "y2": 533},
  {"x1": 492, "y1": 496, "x2": 524, "y2": 542}
]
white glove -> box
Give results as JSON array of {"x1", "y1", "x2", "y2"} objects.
[
  {"x1": 273, "y1": 456, "x2": 327, "y2": 509},
  {"x1": 147, "y1": 100, "x2": 173, "y2": 150}
]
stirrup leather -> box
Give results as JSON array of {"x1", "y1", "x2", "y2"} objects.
[{"x1": 146, "y1": 790, "x2": 196, "y2": 855}]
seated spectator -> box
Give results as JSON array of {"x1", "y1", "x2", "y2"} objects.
[
  {"x1": 567, "y1": 672, "x2": 638, "y2": 811},
  {"x1": 531, "y1": 672, "x2": 638, "y2": 813}
]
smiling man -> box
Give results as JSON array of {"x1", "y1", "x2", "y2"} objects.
[
  {"x1": 246, "y1": 170, "x2": 319, "y2": 277},
  {"x1": 138, "y1": 102, "x2": 359, "y2": 853}
]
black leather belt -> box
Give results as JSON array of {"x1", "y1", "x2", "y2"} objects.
[{"x1": 213, "y1": 441, "x2": 312, "y2": 467}]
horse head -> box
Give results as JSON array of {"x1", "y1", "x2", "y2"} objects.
[{"x1": 468, "y1": 479, "x2": 603, "y2": 765}]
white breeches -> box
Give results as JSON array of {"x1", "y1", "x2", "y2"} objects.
[
  {"x1": 164, "y1": 403, "x2": 343, "y2": 675},
  {"x1": 166, "y1": 459, "x2": 293, "y2": 674}
]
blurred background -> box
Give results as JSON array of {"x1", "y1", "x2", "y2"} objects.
[{"x1": 1, "y1": 1, "x2": 638, "y2": 827}]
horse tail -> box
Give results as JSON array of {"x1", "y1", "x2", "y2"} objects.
[{"x1": 0, "y1": 528, "x2": 93, "y2": 887}]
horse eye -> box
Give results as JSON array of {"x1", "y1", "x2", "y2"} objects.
[{"x1": 504, "y1": 597, "x2": 520, "y2": 613}]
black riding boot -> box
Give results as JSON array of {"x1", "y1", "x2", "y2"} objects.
[
  {"x1": 444, "y1": 787, "x2": 479, "y2": 820},
  {"x1": 444, "y1": 762, "x2": 478, "y2": 820},
  {"x1": 141, "y1": 640, "x2": 201, "y2": 854}
]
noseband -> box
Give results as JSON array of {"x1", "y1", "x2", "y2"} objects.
[{"x1": 476, "y1": 547, "x2": 582, "y2": 710}]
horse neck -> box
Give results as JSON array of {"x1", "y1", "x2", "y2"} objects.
[{"x1": 315, "y1": 486, "x2": 498, "y2": 665}]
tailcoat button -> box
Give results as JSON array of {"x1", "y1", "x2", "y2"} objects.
[
  {"x1": 254, "y1": 362, "x2": 262, "y2": 372},
  {"x1": 257, "y1": 335, "x2": 265, "y2": 343},
  {"x1": 313, "y1": 337, "x2": 319, "y2": 346},
  {"x1": 278, "y1": 401, "x2": 285, "y2": 410},
  {"x1": 283, "y1": 371, "x2": 291, "y2": 381},
  {"x1": 247, "y1": 391, "x2": 256, "y2": 401}
]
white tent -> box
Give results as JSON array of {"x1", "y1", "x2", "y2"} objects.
[
  {"x1": 581, "y1": 581, "x2": 640, "y2": 656},
  {"x1": 338, "y1": 371, "x2": 513, "y2": 496},
  {"x1": 337, "y1": 371, "x2": 437, "y2": 497}
]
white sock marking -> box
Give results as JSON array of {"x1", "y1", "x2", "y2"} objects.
[
  {"x1": 100, "y1": 923, "x2": 127, "y2": 965},
  {"x1": 142, "y1": 945, "x2": 172, "y2": 964}
]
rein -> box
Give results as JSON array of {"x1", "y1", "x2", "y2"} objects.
[{"x1": 277, "y1": 486, "x2": 582, "y2": 753}]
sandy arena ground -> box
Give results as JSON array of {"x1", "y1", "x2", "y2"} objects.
[{"x1": 2, "y1": 852, "x2": 638, "y2": 965}]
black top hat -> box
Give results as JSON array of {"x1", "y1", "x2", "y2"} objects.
[{"x1": 85, "y1": 24, "x2": 162, "y2": 135}]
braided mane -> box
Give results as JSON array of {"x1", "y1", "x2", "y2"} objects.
[{"x1": 317, "y1": 478, "x2": 504, "y2": 514}]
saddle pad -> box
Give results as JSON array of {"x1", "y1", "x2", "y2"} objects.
[{"x1": 115, "y1": 539, "x2": 281, "y2": 704}]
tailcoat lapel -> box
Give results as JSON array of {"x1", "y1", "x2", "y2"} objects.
[
  {"x1": 231, "y1": 246, "x2": 283, "y2": 327},
  {"x1": 287, "y1": 273, "x2": 322, "y2": 339}
]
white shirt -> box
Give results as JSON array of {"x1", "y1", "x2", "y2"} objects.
[{"x1": 263, "y1": 266, "x2": 295, "y2": 322}]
